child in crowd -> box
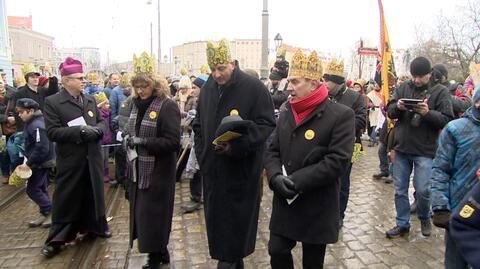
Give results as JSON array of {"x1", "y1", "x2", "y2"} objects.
[{"x1": 95, "y1": 92, "x2": 113, "y2": 182}]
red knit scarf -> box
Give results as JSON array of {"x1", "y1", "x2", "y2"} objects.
[{"x1": 289, "y1": 84, "x2": 329, "y2": 125}]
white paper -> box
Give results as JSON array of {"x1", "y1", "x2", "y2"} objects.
[
  {"x1": 376, "y1": 111, "x2": 386, "y2": 132},
  {"x1": 67, "y1": 116, "x2": 87, "y2": 127},
  {"x1": 282, "y1": 165, "x2": 299, "y2": 205},
  {"x1": 116, "y1": 131, "x2": 123, "y2": 142},
  {"x1": 127, "y1": 147, "x2": 138, "y2": 162}
]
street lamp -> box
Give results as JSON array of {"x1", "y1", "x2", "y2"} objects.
[
  {"x1": 146, "y1": 0, "x2": 161, "y2": 69},
  {"x1": 274, "y1": 33, "x2": 283, "y2": 50}
]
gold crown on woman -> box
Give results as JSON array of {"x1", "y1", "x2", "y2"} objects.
[
  {"x1": 206, "y1": 39, "x2": 232, "y2": 68},
  {"x1": 324, "y1": 59, "x2": 344, "y2": 77},
  {"x1": 133, "y1": 52, "x2": 154, "y2": 75},
  {"x1": 94, "y1": 91, "x2": 108, "y2": 105},
  {"x1": 119, "y1": 73, "x2": 132, "y2": 87},
  {"x1": 87, "y1": 72, "x2": 98, "y2": 83},
  {"x1": 288, "y1": 49, "x2": 323, "y2": 80}
]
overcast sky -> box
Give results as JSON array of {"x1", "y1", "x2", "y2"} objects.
[{"x1": 5, "y1": 0, "x2": 459, "y2": 63}]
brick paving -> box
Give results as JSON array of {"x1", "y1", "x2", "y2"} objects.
[{"x1": 0, "y1": 145, "x2": 446, "y2": 268}]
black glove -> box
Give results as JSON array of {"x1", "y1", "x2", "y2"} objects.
[
  {"x1": 432, "y1": 210, "x2": 450, "y2": 229},
  {"x1": 271, "y1": 175, "x2": 297, "y2": 199},
  {"x1": 81, "y1": 126, "x2": 102, "y2": 142},
  {"x1": 214, "y1": 142, "x2": 231, "y2": 156},
  {"x1": 127, "y1": 136, "x2": 147, "y2": 149}
]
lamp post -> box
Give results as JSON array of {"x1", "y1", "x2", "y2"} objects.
[
  {"x1": 260, "y1": 0, "x2": 269, "y2": 79},
  {"x1": 146, "y1": 0, "x2": 161, "y2": 70},
  {"x1": 274, "y1": 33, "x2": 283, "y2": 50}
]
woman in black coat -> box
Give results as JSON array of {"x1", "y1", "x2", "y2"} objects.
[
  {"x1": 125, "y1": 73, "x2": 180, "y2": 269},
  {"x1": 264, "y1": 51, "x2": 355, "y2": 268}
]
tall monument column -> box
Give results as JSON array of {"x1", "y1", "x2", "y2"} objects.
[{"x1": 260, "y1": 0, "x2": 269, "y2": 79}]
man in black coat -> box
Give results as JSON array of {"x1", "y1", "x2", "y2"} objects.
[
  {"x1": 41, "y1": 57, "x2": 110, "y2": 258},
  {"x1": 192, "y1": 40, "x2": 276, "y2": 268},
  {"x1": 323, "y1": 59, "x2": 367, "y2": 227},
  {"x1": 264, "y1": 49, "x2": 355, "y2": 268},
  {"x1": 385, "y1": 56, "x2": 454, "y2": 239}
]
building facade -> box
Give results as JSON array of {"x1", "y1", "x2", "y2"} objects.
[
  {"x1": 53, "y1": 47, "x2": 101, "y2": 74},
  {"x1": 171, "y1": 39, "x2": 263, "y2": 76},
  {"x1": 9, "y1": 25, "x2": 53, "y2": 78},
  {"x1": 0, "y1": 0, "x2": 12, "y2": 84}
]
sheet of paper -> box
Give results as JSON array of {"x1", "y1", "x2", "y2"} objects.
[
  {"x1": 116, "y1": 131, "x2": 123, "y2": 142},
  {"x1": 282, "y1": 165, "x2": 299, "y2": 205},
  {"x1": 212, "y1": 131, "x2": 242, "y2": 146},
  {"x1": 67, "y1": 116, "x2": 87, "y2": 127},
  {"x1": 376, "y1": 111, "x2": 386, "y2": 132},
  {"x1": 127, "y1": 147, "x2": 138, "y2": 162}
]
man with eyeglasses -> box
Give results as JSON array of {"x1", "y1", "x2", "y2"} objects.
[{"x1": 41, "y1": 57, "x2": 111, "y2": 258}]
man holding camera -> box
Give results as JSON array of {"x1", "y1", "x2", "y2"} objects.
[{"x1": 386, "y1": 56, "x2": 454, "y2": 238}]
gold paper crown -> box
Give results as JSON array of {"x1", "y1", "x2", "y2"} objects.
[
  {"x1": 94, "y1": 91, "x2": 108, "y2": 105},
  {"x1": 276, "y1": 47, "x2": 287, "y2": 58},
  {"x1": 133, "y1": 52, "x2": 155, "y2": 75},
  {"x1": 119, "y1": 73, "x2": 132, "y2": 87},
  {"x1": 180, "y1": 68, "x2": 188, "y2": 76},
  {"x1": 200, "y1": 64, "x2": 210, "y2": 74},
  {"x1": 22, "y1": 63, "x2": 38, "y2": 76},
  {"x1": 324, "y1": 59, "x2": 345, "y2": 77},
  {"x1": 206, "y1": 39, "x2": 232, "y2": 68},
  {"x1": 288, "y1": 49, "x2": 323, "y2": 80},
  {"x1": 87, "y1": 72, "x2": 98, "y2": 83}
]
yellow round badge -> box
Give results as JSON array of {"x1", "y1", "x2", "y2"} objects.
[
  {"x1": 304, "y1": 129, "x2": 315, "y2": 140},
  {"x1": 230, "y1": 109, "x2": 239, "y2": 116},
  {"x1": 149, "y1": 111, "x2": 158, "y2": 119},
  {"x1": 88, "y1": 111, "x2": 94, "y2": 117}
]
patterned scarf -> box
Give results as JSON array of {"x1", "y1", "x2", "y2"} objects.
[{"x1": 127, "y1": 97, "x2": 165, "y2": 189}]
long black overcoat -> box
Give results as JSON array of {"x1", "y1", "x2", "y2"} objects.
[
  {"x1": 128, "y1": 97, "x2": 181, "y2": 253},
  {"x1": 43, "y1": 89, "x2": 106, "y2": 222},
  {"x1": 193, "y1": 68, "x2": 276, "y2": 261},
  {"x1": 264, "y1": 98, "x2": 355, "y2": 244}
]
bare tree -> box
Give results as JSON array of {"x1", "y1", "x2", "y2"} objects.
[{"x1": 411, "y1": 0, "x2": 480, "y2": 81}]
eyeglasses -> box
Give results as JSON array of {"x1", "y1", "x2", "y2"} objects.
[{"x1": 68, "y1": 76, "x2": 86, "y2": 81}]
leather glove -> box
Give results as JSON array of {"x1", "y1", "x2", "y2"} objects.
[
  {"x1": 271, "y1": 175, "x2": 297, "y2": 199},
  {"x1": 214, "y1": 142, "x2": 231, "y2": 156},
  {"x1": 127, "y1": 136, "x2": 147, "y2": 149},
  {"x1": 81, "y1": 125, "x2": 102, "y2": 142},
  {"x1": 432, "y1": 210, "x2": 450, "y2": 229}
]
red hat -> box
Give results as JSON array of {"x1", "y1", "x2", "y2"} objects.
[
  {"x1": 346, "y1": 79, "x2": 353, "y2": 88},
  {"x1": 59, "y1": 57, "x2": 83, "y2": 76},
  {"x1": 38, "y1": 76, "x2": 48, "y2": 87}
]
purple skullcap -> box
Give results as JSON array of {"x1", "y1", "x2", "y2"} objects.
[{"x1": 59, "y1": 57, "x2": 83, "y2": 76}]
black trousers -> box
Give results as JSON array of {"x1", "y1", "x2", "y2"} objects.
[
  {"x1": 190, "y1": 170, "x2": 202, "y2": 202},
  {"x1": 217, "y1": 260, "x2": 244, "y2": 269},
  {"x1": 269, "y1": 233, "x2": 326, "y2": 269},
  {"x1": 114, "y1": 147, "x2": 127, "y2": 185}
]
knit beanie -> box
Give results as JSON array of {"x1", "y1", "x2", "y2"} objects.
[
  {"x1": 410, "y1": 57, "x2": 432, "y2": 77},
  {"x1": 193, "y1": 76, "x2": 207, "y2": 88},
  {"x1": 433, "y1": 64, "x2": 448, "y2": 79}
]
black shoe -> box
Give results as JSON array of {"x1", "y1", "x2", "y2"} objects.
[
  {"x1": 41, "y1": 245, "x2": 61, "y2": 258},
  {"x1": 410, "y1": 201, "x2": 417, "y2": 214},
  {"x1": 383, "y1": 177, "x2": 393, "y2": 184},
  {"x1": 181, "y1": 201, "x2": 200, "y2": 214},
  {"x1": 143, "y1": 252, "x2": 169, "y2": 269},
  {"x1": 373, "y1": 171, "x2": 389, "y2": 180},
  {"x1": 385, "y1": 226, "x2": 410, "y2": 239},
  {"x1": 98, "y1": 230, "x2": 112, "y2": 238},
  {"x1": 421, "y1": 219, "x2": 432, "y2": 237}
]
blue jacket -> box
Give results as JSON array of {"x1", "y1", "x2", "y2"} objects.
[
  {"x1": 431, "y1": 106, "x2": 480, "y2": 212},
  {"x1": 109, "y1": 86, "x2": 130, "y2": 118},
  {"x1": 84, "y1": 85, "x2": 101, "y2": 95},
  {"x1": 23, "y1": 111, "x2": 55, "y2": 168}
]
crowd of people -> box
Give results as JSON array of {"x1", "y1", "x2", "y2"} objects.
[{"x1": 0, "y1": 39, "x2": 479, "y2": 269}]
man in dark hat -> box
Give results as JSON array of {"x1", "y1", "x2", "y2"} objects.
[
  {"x1": 385, "y1": 56, "x2": 454, "y2": 239},
  {"x1": 193, "y1": 40, "x2": 275, "y2": 268},
  {"x1": 41, "y1": 57, "x2": 111, "y2": 258},
  {"x1": 268, "y1": 69, "x2": 289, "y2": 110}
]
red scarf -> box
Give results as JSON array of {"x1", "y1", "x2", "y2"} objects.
[{"x1": 289, "y1": 84, "x2": 329, "y2": 125}]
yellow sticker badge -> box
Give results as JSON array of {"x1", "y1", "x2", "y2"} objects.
[
  {"x1": 304, "y1": 129, "x2": 315, "y2": 140},
  {"x1": 230, "y1": 109, "x2": 239, "y2": 116},
  {"x1": 88, "y1": 111, "x2": 94, "y2": 117},
  {"x1": 149, "y1": 111, "x2": 158, "y2": 119},
  {"x1": 459, "y1": 204, "x2": 475, "y2": 219}
]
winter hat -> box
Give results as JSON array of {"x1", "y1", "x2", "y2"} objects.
[
  {"x1": 215, "y1": 115, "x2": 251, "y2": 138},
  {"x1": 38, "y1": 76, "x2": 48, "y2": 87},
  {"x1": 16, "y1": 98, "x2": 40, "y2": 110},
  {"x1": 410, "y1": 57, "x2": 432, "y2": 77},
  {"x1": 193, "y1": 76, "x2": 207, "y2": 88},
  {"x1": 433, "y1": 64, "x2": 448, "y2": 79},
  {"x1": 178, "y1": 75, "x2": 192, "y2": 89},
  {"x1": 59, "y1": 57, "x2": 83, "y2": 76}
]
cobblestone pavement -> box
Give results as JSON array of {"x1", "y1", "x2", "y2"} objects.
[{"x1": 0, "y1": 145, "x2": 446, "y2": 268}]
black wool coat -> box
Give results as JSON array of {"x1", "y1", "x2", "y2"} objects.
[
  {"x1": 193, "y1": 68, "x2": 276, "y2": 261},
  {"x1": 43, "y1": 89, "x2": 106, "y2": 222},
  {"x1": 128, "y1": 97, "x2": 181, "y2": 253},
  {"x1": 264, "y1": 98, "x2": 355, "y2": 244}
]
